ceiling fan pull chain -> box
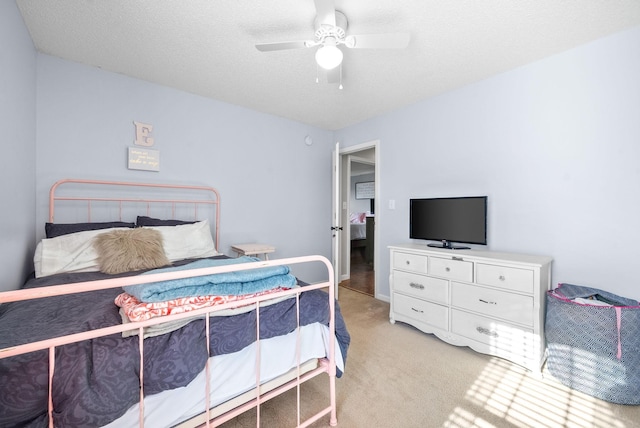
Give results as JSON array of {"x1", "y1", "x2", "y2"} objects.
[{"x1": 339, "y1": 64, "x2": 343, "y2": 90}]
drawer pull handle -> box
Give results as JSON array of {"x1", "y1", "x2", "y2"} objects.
[
  {"x1": 406, "y1": 260, "x2": 410, "y2": 265},
  {"x1": 476, "y1": 326, "x2": 499, "y2": 338},
  {"x1": 409, "y1": 282, "x2": 425, "y2": 290},
  {"x1": 445, "y1": 267, "x2": 451, "y2": 272},
  {"x1": 411, "y1": 307, "x2": 424, "y2": 314},
  {"x1": 479, "y1": 299, "x2": 497, "y2": 305},
  {"x1": 499, "y1": 275, "x2": 506, "y2": 281}
]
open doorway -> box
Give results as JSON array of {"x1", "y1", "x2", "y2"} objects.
[{"x1": 337, "y1": 143, "x2": 378, "y2": 297}]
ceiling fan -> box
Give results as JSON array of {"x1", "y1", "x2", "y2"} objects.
[{"x1": 255, "y1": 0, "x2": 410, "y2": 87}]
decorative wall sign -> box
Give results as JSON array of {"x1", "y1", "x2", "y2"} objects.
[
  {"x1": 128, "y1": 147, "x2": 160, "y2": 171},
  {"x1": 134, "y1": 121, "x2": 154, "y2": 146},
  {"x1": 355, "y1": 181, "x2": 375, "y2": 199},
  {"x1": 129, "y1": 121, "x2": 159, "y2": 171}
]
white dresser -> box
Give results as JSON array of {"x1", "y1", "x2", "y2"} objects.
[{"x1": 389, "y1": 244, "x2": 552, "y2": 372}]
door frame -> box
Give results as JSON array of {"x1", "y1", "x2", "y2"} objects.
[{"x1": 337, "y1": 140, "x2": 380, "y2": 298}]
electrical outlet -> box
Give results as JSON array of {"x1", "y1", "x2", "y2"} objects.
[{"x1": 389, "y1": 199, "x2": 396, "y2": 210}]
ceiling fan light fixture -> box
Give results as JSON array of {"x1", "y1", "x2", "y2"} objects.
[{"x1": 315, "y1": 40, "x2": 343, "y2": 70}]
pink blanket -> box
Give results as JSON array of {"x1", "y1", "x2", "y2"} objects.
[{"x1": 116, "y1": 287, "x2": 289, "y2": 322}]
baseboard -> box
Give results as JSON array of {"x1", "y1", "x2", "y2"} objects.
[{"x1": 376, "y1": 294, "x2": 390, "y2": 303}]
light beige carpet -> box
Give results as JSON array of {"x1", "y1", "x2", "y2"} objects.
[{"x1": 221, "y1": 287, "x2": 640, "y2": 428}]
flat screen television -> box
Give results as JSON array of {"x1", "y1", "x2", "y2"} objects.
[{"x1": 410, "y1": 196, "x2": 487, "y2": 249}]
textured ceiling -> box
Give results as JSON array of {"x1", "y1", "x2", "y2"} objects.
[{"x1": 16, "y1": 0, "x2": 640, "y2": 130}]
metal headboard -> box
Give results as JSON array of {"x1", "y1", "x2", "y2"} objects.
[{"x1": 49, "y1": 179, "x2": 220, "y2": 250}]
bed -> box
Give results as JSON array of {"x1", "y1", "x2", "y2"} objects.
[
  {"x1": 0, "y1": 179, "x2": 350, "y2": 428},
  {"x1": 349, "y1": 212, "x2": 367, "y2": 252},
  {"x1": 349, "y1": 213, "x2": 373, "y2": 264}
]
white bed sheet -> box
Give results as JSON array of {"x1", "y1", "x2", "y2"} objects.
[{"x1": 104, "y1": 323, "x2": 344, "y2": 428}]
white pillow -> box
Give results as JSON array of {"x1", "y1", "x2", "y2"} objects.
[
  {"x1": 34, "y1": 227, "x2": 132, "y2": 278},
  {"x1": 146, "y1": 219, "x2": 218, "y2": 262}
]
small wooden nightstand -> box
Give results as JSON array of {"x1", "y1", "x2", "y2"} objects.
[{"x1": 231, "y1": 243, "x2": 276, "y2": 260}]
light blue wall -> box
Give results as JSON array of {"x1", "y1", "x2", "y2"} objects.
[
  {"x1": 336, "y1": 25, "x2": 640, "y2": 300},
  {"x1": 1, "y1": 6, "x2": 334, "y2": 291},
  {"x1": 0, "y1": 1, "x2": 37, "y2": 291},
  {"x1": 34, "y1": 55, "x2": 334, "y2": 283}
]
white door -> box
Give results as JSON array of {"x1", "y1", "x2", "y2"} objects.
[{"x1": 331, "y1": 141, "x2": 341, "y2": 299}]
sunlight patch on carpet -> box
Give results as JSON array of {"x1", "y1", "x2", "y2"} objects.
[
  {"x1": 444, "y1": 406, "x2": 496, "y2": 427},
  {"x1": 460, "y1": 358, "x2": 626, "y2": 428}
]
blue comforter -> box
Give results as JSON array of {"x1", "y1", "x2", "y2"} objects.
[{"x1": 125, "y1": 256, "x2": 297, "y2": 302}]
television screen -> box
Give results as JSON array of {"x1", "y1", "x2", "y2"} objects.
[{"x1": 410, "y1": 196, "x2": 487, "y2": 249}]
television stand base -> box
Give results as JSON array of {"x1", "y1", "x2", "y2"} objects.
[{"x1": 427, "y1": 241, "x2": 470, "y2": 250}]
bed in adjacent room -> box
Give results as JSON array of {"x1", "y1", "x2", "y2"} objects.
[
  {"x1": 0, "y1": 179, "x2": 349, "y2": 428},
  {"x1": 350, "y1": 212, "x2": 367, "y2": 251},
  {"x1": 349, "y1": 212, "x2": 373, "y2": 264}
]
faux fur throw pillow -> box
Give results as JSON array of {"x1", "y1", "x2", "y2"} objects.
[{"x1": 94, "y1": 228, "x2": 170, "y2": 274}]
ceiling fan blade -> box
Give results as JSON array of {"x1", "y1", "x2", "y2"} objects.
[
  {"x1": 345, "y1": 33, "x2": 410, "y2": 49},
  {"x1": 313, "y1": 0, "x2": 336, "y2": 27},
  {"x1": 255, "y1": 41, "x2": 310, "y2": 52}
]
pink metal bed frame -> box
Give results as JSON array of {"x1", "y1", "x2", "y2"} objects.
[
  {"x1": 48, "y1": 178, "x2": 222, "y2": 250},
  {"x1": 0, "y1": 179, "x2": 338, "y2": 428}
]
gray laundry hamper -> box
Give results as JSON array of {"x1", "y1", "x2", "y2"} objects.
[{"x1": 545, "y1": 283, "x2": 640, "y2": 405}]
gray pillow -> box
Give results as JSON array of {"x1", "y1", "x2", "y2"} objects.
[
  {"x1": 136, "y1": 216, "x2": 195, "y2": 227},
  {"x1": 45, "y1": 221, "x2": 135, "y2": 238}
]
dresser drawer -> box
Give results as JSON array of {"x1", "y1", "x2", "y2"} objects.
[
  {"x1": 393, "y1": 251, "x2": 428, "y2": 274},
  {"x1": 429, "y1": 256, "x2": 473, "y2": 282},
  {"x1": 451, "y1": 309, "x2": 533, "y2": 352},
  {"x1": 451, "y1": 282, "x2": 533, "y2": 326},
  {"x1": 393, "y1": 293, "x2": 449, "y2": 330},
  {"x1": 393, "y1": 271, "x2": 448, "y2": 304},
  {"x1": 476, "y1": 263, "x2": 534, "y2": 294}
]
